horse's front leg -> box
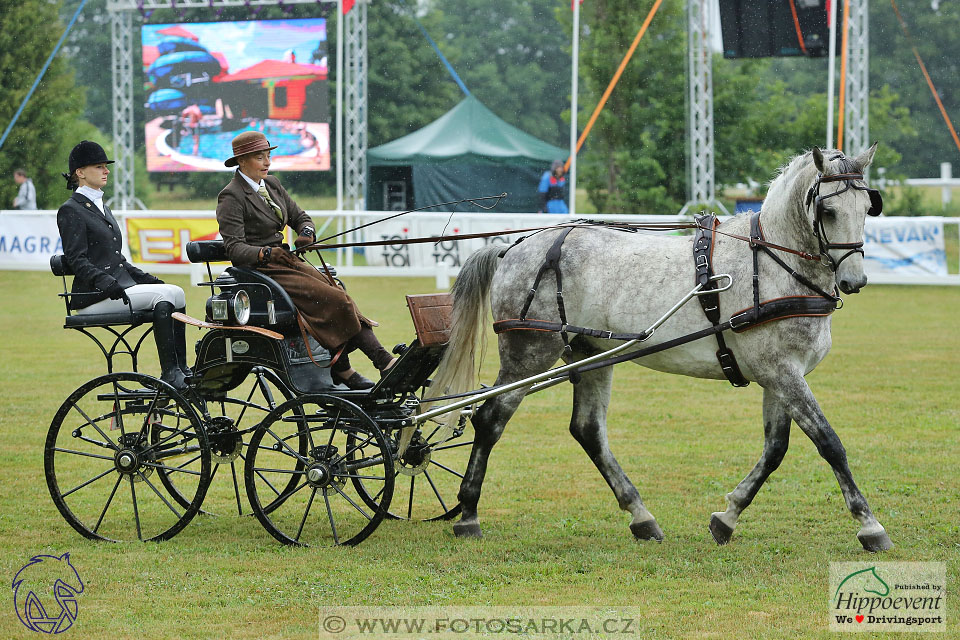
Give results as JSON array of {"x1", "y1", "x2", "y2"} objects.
[
  {"x1": 774, "y1": 374, "x2": 892, "y2": 552},
  {"x1": 710, "y1": 387, "x2": 791, "y2": 544}
]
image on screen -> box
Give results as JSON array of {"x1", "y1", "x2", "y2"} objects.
[{"x1": 142, "y1": 18, "x2": 329, "y2": 172}]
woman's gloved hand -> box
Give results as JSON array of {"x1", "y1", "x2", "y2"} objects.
[
  {"x1": 269, "y1": 246, "x2": 301, "y2": 268},
  {"x1": 104, "y1": 282, "x2": 131, "y2": 305},
  {"x1": 294, "y1": 227, "x2": 316, "y2": 250}
]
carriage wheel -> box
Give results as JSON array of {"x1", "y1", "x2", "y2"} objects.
[
  {"x1": 245, "y1": 395, "x2": 394, "y2": 546},
  {"x1": 157, "y1": 367, "x2": 301, "y2": 516},
  {"x1": 351, "y1": 419, "x2": 472, "y2": 521},
  {"x1": 44, "y1": 373, "x2": 211, "y2": 542}
]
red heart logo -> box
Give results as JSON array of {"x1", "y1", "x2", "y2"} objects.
[{"x1": 855, "y1": 615, "x2": 864, "y2": 623}]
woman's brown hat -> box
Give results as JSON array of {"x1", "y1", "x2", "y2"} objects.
[{"x1": 224, "y1": 131, "x2": 278, "y2": 167}]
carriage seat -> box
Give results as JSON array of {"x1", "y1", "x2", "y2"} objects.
[{"x1": 51, "y1": 255, "x2": 153, "y2": 328}]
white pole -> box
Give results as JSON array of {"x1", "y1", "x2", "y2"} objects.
[
  {"x1": 826, "y1": 0, "x2": 838, "y2": 149},
  {"x1": 569, "y1": 0, "x2": 580, "y2": 216},
  {"x1": 336, "y1": 0, "x2": 344, "y2": 214}
]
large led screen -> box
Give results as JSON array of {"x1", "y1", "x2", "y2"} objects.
[{"x1": 142, "y1": 19, "x2": 329, "y2": 172}]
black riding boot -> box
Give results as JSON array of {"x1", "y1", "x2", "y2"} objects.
[
  {"x1": 153, "y1": 302, "x2": 187, "y2": 390},
  {"x1": 174, "y1": 307, "x2": 193, "y2": 378}
]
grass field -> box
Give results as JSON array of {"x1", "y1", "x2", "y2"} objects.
[{"x1": 1, "y1": 271, "x2": 958, "y2": 639}]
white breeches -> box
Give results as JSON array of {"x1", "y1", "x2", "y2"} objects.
[{"x1": 77, "y1": 284, "x2": 186, "y2": 314}]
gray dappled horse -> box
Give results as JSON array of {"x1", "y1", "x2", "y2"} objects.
[{"x1": 430, "y1": 145, "x2": 893, "y2": 552}]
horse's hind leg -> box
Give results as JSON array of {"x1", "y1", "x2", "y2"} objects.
[
  {"x1": 453, "y1": 333, "x2": 565, "y2": 539},
  {"x1": 776, "y1": 374, "x2": 892, "y2": 552},
  {"x1": 710, "y1": 387, "x2": 791, "y2": 545},
  {"x1": 569, "y1": 366, "x2": 663, "y2": 541}
]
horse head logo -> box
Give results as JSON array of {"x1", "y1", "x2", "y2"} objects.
[
  {"x1": 834, "y1": 566, "x2": 890, "y2": 599},
  {"x1": 12, "y1": 553, "x2": 84, "y2": 634}
]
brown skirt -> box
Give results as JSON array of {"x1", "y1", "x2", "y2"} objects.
[{"x1": 259, "y1": 260, "x2": 371, "y2": 349}]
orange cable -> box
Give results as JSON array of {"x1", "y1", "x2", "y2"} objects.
[
  {"x1": 565, "y1": 0, "x2": 664, "y2": 172},
  {"x1": 836, "y1": 0, "x2": 850, "y2": 151},
  {"x1": 890, "y1": 0, "x2": 960, "y2": 155},
  {"x1": 787, "y1": 0, "x2": 808, "y2": 55}
]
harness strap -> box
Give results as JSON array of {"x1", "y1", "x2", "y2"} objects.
[
  {"x1": 493, "y1": 318, "x2": 651, "y2": 341},
  {"x1": 518, "y1": 227, "x2": 576, "y2": 350},
  {"x1": 693, "y1": 213, "x2": 749, "y2": 388}
]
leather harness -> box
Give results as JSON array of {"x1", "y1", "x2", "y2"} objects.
[{"x1": 492, "y1": 214, "x2": 840, "y2": 387}]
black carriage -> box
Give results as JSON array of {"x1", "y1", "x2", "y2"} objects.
[{"x1": 45, "y1": 241, "x2": 472, "y2": 546}]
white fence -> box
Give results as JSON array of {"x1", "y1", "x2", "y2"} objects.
[{"x1": 3, "y1": 209, "x2": 958, "y2": 286}]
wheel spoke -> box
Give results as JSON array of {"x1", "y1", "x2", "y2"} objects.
[
  {"x1": 111, "y1": 381, "x2": 127, "y2": 438},
  {"x1": 432, "y1": 440, "x2": 473, "y2": 452},
  {"x1": 295, "y1": 488, "x2": 318, "y2": 542},
  {"x1": 260, "y1": 477, "x2": 309, "y2": 509},
  {"x1": 330, "y1": 483, "x2": 372, "y2": 521},
  {"x1": 141, "y1": 461, "x2": 203, "y2": 476},
  {"x1": 323, "y1": 490, "x2": 340, "y2": 545},
  {"x1": 262, "y1": 426, "x2": 310, "y2": 465},
  {"x1": 61, "y1": 466, "x2": 116, "y2": 499},
  {"x1": 176, "y1": 454, "x2": 202, "y2": 470},
  {"x1": 336, "y1": 432, "x2": 376, "y2": 463},
  {"x1": 70, "y1": 403, "x2": 119, "y2": 451},
  {"x1": 136, "y1": 470, "x2": 183, "y2": 519},
  {"x1": 141, "y1": 423, "x2": 198, "y2": 457},
  {"x1": 129, "y1": 476, "x2": 143, "y2": 541},
  {"x1": 94, "y1": 475, "x2": 124, "y2": 534},
  {"x1": 423, "y1": 469, "x2": 449, "y2": 512},
  {"x1": 241, "y1": 450, "x2": 282, "y2": 497},
  {"x1": 231, "y1": 462, "x2": 243, "y2": 516},
  {"x1": 407, "y1": 476, "x2": 415, "y2": 519},
  {"x1": 53, "y1": 447, "x2": 114, "y2": 461},
  {"x1": 429, "y1": 459, "x2": 465, "y2": 479},
  {"x1": 252, "y1": 467, "x2": 307, "y2": 475}
]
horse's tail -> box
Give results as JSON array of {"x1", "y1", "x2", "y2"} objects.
[{"x1": 423, "y1": 245, "x2": 502, "y2": 422}]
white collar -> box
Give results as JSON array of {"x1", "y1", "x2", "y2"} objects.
[
  {"x1": 238, "y1": 170, "x2": 264, "y2": 193},
  {"x1": 76, "y1": 186, "x2": 105, "y2": 213}
]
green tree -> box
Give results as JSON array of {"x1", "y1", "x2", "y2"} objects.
[
  {"x1": 1, "y1": 0, "x2": 93, "y2": 209},
  {"x1": 574, "y1": 0, "x2": 687, "y2": 213}
]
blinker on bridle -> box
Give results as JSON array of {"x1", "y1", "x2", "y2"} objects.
[{"x1": 804, "y1": 171, "x2": 883, "y2": 271}]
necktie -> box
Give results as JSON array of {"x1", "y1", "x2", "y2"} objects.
[{"x1": 258, "y1": 185, "x2": 283, "y2": 220}]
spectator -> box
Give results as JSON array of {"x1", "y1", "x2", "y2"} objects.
[
  {"x1": 538, "y1": 159, "x2": 569, "y2": 214},
  {"x1": 12, "y1": 169, "x2": 37, "y2": 210}
]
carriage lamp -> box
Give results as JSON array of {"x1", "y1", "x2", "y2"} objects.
[{"x1": 207, "y1": 289, "x2": 251, "y2": 325}]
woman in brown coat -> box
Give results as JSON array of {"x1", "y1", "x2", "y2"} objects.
[{"x1": 215, "y1": 131, "x2": 393, "y2": 389}]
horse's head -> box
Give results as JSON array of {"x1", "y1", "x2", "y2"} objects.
[{"x1": 806, "y1": 143, "x2": 883, "y2": 294}]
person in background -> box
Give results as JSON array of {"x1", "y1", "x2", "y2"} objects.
[
  {"x1": 56, "y1": 141, "x2": 191, "y2": 390},
  {"x1": 538, "y1": 159, "x2": 569, "y2": 214},
  {"x1": 215, "y1": 131, "x2": 395, "y2": 390},
  {"x1": 12, "y1": 169, "x2": 37, "y2": 210}
]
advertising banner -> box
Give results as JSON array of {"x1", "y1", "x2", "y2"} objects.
[
  {"x1": 863, "y1": 217, "x2": 947, "y2": 276},
  {"x1": 125, "y1": 216, "x2": 222, "y2": 264},
  {"x1": 0, "y1": 212, "x2": 63, "y2": 269}
]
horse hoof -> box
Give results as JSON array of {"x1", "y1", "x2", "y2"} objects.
[
  {"x1": 453, "y1": 521, "x2": 483, "y2": 538},
  {"x1": 709, "y1": 514, "x2": 734, "y2": 545},
  {"x1": 858, "y1": 528, "x2": 893, "y2": 553},
  {"x1": 630, "y1": 519, "x2": 664, "y2": 542}
]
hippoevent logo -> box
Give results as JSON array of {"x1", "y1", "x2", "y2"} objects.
[
  {"x1": 12, "y1": 554, "x2": 84, "y2": 634},
  {"x1": 830, "y1": 562, "x2": 945, "y2": 632}
]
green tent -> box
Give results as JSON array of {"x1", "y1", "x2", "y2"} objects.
[{"x1": 366, "y1": 95, "x2": 567, "y2": 213}]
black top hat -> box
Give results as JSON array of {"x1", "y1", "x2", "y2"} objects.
[{"x1": 68, "y1": 141, "x2": 115, "y2": 174}]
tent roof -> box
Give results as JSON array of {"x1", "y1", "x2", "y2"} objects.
[{"x1": 367, "y1": 95, "x2": 565, "y2": 166}]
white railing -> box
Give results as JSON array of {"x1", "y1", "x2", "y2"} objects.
[{"x1": 3, "y1": 209, "x2": 959, "y2": 286}]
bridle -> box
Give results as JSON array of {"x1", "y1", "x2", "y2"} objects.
[{"x1": 805, "y1": 171, "x2": 883, "y2": 271}]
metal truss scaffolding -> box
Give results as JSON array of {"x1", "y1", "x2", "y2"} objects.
[
  {"x1": 844, "y1": 0, "x2": 870, "y2": 164},
  {"x1": 683, "y1": 0, "x2": 723, "y2": 215},
  {"x1": 105, "y1": 0, "x2": 367, "y2": 210}
]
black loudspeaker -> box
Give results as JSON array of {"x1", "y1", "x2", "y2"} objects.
[{"x1": 719, "y1": 0, "x2": 831, "y2": 58}]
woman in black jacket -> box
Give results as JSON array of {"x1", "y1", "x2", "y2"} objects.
[{"x1": 57, "y1": 141, "x2": 191, "y2": 390}]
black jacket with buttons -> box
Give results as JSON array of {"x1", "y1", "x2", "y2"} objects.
[{"x1": 56, "y1": 192, "x2": 157, "y2": 309}]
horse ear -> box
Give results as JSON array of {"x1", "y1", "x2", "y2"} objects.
[
  {"x1": 854, "y1": 141, "x2": 879, "y2": 170},
  {"x1": 812, "y1": 147, "x2": 825, "y2": 172}
]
